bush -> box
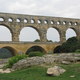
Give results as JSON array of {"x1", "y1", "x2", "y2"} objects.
[
  {"x1": 5, "y1": 54, "x2": 28, "y2": 68},
  {"x1": 54, "y1": 37, "x2": 80, "y2": 53},
  {"x1": 75, "y1": 49, "x2": 80, "y2": 53},
  {"x1": 28, "y1": 51, "x2": 44, "y2": 57},
  {"x1": 47, "y1": 40, "x2": 53, "y2": 42},
  {"x1": 34, "y1": 39, "x2": 40, "y2": 42},
  {"x1": 67, "y1": 37, "x2": 78, "y2": 43}
]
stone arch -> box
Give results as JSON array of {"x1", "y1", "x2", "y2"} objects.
[
  {"x1": 26, "y1": 45, "x2": 46, "y2": 54},
  {"x1": 19, "y1": 26, "x2": 41, "y2": 42},
  {"x1": 0, "y1": 46, "x2": 17, "y2": 58},
  {"x1": 24, "y1": 18, "x2": 28, "y2": 23},
  {"x1": 44, "y1": 20, "x2": 48, "y2": 24},
  {"x1": 38, "y1": 19, "x2": 42, "y2": 24},
  {"x1": 47, "y1": 27, "x2": 61, "y2": 42},
  {"x1": 16, "y1": 18, "x2": 21, "y2": 22},
  {"x1": 0, "y1": 17, "x2": 4, "y2": 21},
  {"x1": 53, "y1": 45, "x2": 62, "y2": 53},
  {"x1": 8, "y1": 18, "x2": 13, "y2": 22},
  {"x1": 2, "y1": 46, "x2": 17, "y2": 55},
  {"x1": 50, "y1": 20, "x2": 54, "y2": 24},
  {"x1": 31, "y1": 19, "x2": 35, "y2": 24},
  {"x1": 0, "y1": 24, "x2": 13, "y2": 41},
  {"x1": 66, "y1": 28, "x2": 77, "y2": 40}
]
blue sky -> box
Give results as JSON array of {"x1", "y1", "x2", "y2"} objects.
[{"x1": 0, "y1": 0, "x2": 79, "y2": 42}]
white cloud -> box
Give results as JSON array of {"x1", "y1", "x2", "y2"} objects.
[{"x1": 0, "y1": 0, "x2": 80, "y2": 18}]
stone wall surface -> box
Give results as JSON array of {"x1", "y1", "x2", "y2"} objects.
[
  {"x1": 12, "y1": 53, "x2": 80, "y2": 70},
  {"x1": 0, "y1": 12, "x2": 80, "y2": 55},
  {"x1": 0, "y1": 12, "x2": 80, "y2": 42}
]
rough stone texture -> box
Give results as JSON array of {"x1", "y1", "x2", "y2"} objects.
[
  {"x1": 0, "y1": 68, "x2": 11, "y2": 73},
  {"x1": 43, "y1": 55, "x2": 56, "y2": 64},
  {"x1": 0, "y1": 12, "x2": 80, "y2": 43},
  {"x1": 47, "y1": 66, "x2": 66, "y2": 76},
  {"x1": 43, "y1": 53, "x2": 80, "y2": 64},
  {"x1": 0, "y1": 12, "x2": 80, "y2": 55},
  {"x1": 61, "y1": 61, "x2": 71, "y2": 65},
  {"x1": 12, "y1": 53, "x2": 80, "y2": 70},
  {"x1": 12, "y1": 57, "x2": 45, "y2": 70}
]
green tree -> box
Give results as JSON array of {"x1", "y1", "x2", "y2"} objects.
[{"x1": 54, "y1": 37, "x2": 80, "y2": 53}]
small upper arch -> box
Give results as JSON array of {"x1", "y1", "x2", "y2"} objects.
[
  {"x1": 0, "y1": 17, "x2": 4, "y2": 21},
  {"x1": 24, "y1": 18, "x2": 28, "y2": 23},
  {"x1": 44, "y1": 20, "x2": 48, "y2": 24},
  {"x1": 8, "y1": 18, "x2": 13, "y2": 22},
  {"x1": 38, "y1": 19, "x2": 42, "y2": 24},
  {"x1": 31, "y1": 19, "x2": 35, "y2": 24},
  {"x1": 16, "y1": 18, "x2": 21, "y2": 22}
]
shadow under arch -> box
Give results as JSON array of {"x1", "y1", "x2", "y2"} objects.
[
  {"x1": 1, "y1": 46, "x2": 17, "y2": 56},
  {"x1": 0, "y1": 24, "x2": 13, "y2": 41},
  {"x1": 47, "y1": 26, "x2": 61, "y2": 42},
  {"x1": 19, "y1": 26, "x2": 41, "y2": 41},
  {"x1": 53, "y1": 45, "x2": 62, "y2": 53},
  {"x1": 26, "y1": 46, "x2": 46, "y2": 54}
]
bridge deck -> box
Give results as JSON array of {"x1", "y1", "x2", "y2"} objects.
[{"x1": 0, "y1": 41, "x2": 60, "y2": 44}]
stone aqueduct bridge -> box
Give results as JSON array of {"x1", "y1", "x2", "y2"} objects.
[{"x1": 0, "y1": 12, "x2": 80, "y2": 55}]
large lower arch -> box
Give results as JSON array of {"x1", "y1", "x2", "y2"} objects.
[
  {"x1": 0, "y1": 25, "x2": 12, "y2": 41},
  {"x1": 47, "y1": 27, "x2": 60, "y2": 42},
  {"x1": 0, "y1": 46, "x2": 17, "y2": 58},
  {"x1": 19, "y1": 26, "x2": 41, "y2": 42},
  {"x1": 26, "y1": 46, "x2": 46, "y2": 54},
  {"x1": 66, "y1": 28, "x2": 77, "y2": 40},
  {"x1": 2, "y1": 46, "x2": 17, "y2": 56},
  {"x1": 53, "y1": 45, "x2": 62, "y2": 53}
]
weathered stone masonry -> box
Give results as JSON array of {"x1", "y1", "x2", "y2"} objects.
[{"x1": 0, "y1": 12, "x2": 80, "y2": 55}]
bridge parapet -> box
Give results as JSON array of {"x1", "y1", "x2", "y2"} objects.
[
  {"x1": 0, "y1": 41, "x2": 61, "y2": 44},
  {"x1": 0, "y1": 12, "x2": 80, "y2": 26}
]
